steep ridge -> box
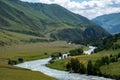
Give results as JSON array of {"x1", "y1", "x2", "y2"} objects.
[
  {"x1": 0, "y1": 0, "x2": 110, "y2": 45},
  {"x1": 92, "y1": 13, "x2": 120, "y2": 34}
]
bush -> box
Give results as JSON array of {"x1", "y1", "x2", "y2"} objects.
[
  {"x1": 66, "y1": 58, "x2": 86, "y2": 74},
  {"x1": 70, "y1": 58, "x2": 80, "y2": 73},
  {"x1": 18, "y1": 58, "x2": 24, "y2": 63},
  {"x1": 44, "y1": 53, "x2": 48, "y2": 55},
  {"x1": 87, "y1": 60, "x2": 94, "y2": 75},
  {"x1": 69, "y1": 48, "x2": 83, "y2": 56},
  {"x1": 79, "y1": 62, "x2": 86, "y2": 74},
  {"x1": 101, "y1": 56, "x2": 110, "y2": 65},
  {"x1": 66, "y1": 62, "x2": 71, "y2": 71},
  {"x1": 110, "y1": 56, "x2": 118, "y2": 62},
  {"x1": 49, "y1": 60, "x2": 54, "y2": 64},
  {"x1": 8, "y1": 59, "x2": 17, "y2": 65},
  {"x1": 118, "y1": 53, "x2": 120, "y2": 58},
  {"x1": 65, "y1": 52, "x2": 120, "y2": 79},
  {"x1": 51, "y1": 52, "x2": 63, "y2": 60}
]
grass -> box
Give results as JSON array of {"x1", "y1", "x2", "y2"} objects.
[
  {"x1": 115, "y1": 39, "x2": 120, "y2": 44},
  {"x1": 0, "y1": 41, "x2": 81, "y2": 60},
  {"x1": 82, "y1": 45, "x2": 89, "y2": 50},
  {"x1": 47, "y1": 49, "x2": 120, "y2": 77},
  {"x1": 47, "y1": 59, "x2": 68, "y2": 71},
  {"x1": 0, "y1": 63, "x2": 56, "y2": 80},
  {"x1": 0, "y1": 29, "x2": 43, "y2": 45},
  {"x1": 47, "y1": 50, "x2": 112, "y2": 70},
  {"x1": 100, "y1": 61, "x2": 120, "y2": 76},
  {"x1": 0, "y1": 41, "x2": 81, "y2": 80}
]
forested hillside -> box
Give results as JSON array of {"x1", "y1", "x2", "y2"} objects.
[
  {"x1": 92, "y1": 13, "x2": 120, "y2": 34},
  {"x1": 0, "y1": 0, "x2": 110, "y2": 46}
]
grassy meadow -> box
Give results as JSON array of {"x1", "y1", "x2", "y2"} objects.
[
  {"x1": 0, "y1": 41, "x2": 81, "y2": 80},
  {"x1": 0, "y1": 63, "x2": 56, "y2": 80},
  {"x1": 47, "y1": 48, "x2": 120, "y2": 77}
]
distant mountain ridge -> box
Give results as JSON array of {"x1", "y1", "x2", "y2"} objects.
[
  {"x1": 92, "y1": 13, "x2": 120, "y2": 34},
  {"x1": 0, "y1": 0, "x2": 110, "y2": 45}
]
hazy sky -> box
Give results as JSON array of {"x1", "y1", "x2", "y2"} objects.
[{"x1": 20, "y1": 0, "x2": 120, "y2": 19}]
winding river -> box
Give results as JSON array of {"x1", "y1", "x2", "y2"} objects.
[{"x1": 16, "y1": 58, "x2": 113, "y2": 80}]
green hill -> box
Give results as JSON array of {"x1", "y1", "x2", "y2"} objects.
[
  {"x1": 0, "y1": 0, "x2": 110, "y2": 45},
  {"x1": 92, "y1": 13, "x2": 120, "y2": 34},
  {"x1": 47, "y1": 33, "x2": 120, "y2": 79},
  {"x1": 0, "y1": 29, "x2": 53, "y2": 46}
]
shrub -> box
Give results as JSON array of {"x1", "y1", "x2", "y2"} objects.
[
  {"x1": 69, "y1": 48, "x2": 83, "y2": 56},
  {"x1": 66, "y1": 62, "x2": 71, "y2": 71},
  {"x1": 8, "y1": 59, "x2": 17, "y2": 65},
  {"x1": 44, "y1": 53, "x2": 48, "y2": 55},
  {"x1": 49, "y1": 60, "x2": 54, "y2": 64},
  {"x1": 18, "y1": 58, "x2": 24, "y2": 63},
  {"x1": 87, "y1": 60, "x2": 94, "y2": 75}
]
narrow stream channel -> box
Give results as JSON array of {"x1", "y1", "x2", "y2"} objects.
[{"x1": 16, "y1": 58, "x2": 113, "y2": 80}]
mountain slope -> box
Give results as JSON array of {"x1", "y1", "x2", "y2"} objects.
[
  {"x1": 92, "y1": 13, "x2": 120, "y2": 34},
  {"x1": 0, "y1": 0, "x2": 110, "y2": 45}
]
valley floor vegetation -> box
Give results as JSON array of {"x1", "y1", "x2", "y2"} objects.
[
  {"x1": 66, "y1": 53, "x2": 120, "y2": 79},
  {"x1": 0, "y1": 0, "x2": 119, "y2": 80},
  {"x1": 0, "y1": 41, "x2": 81, "y2": 80},
  {"x1": 47, "y1": 34, "x2": 120, "y2": 80}
]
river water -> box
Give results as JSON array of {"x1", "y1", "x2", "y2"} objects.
[{"x1": 16, "y1": 58, "x2": 113, "y2": 80}]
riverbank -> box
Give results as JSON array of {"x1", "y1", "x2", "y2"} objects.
[
  {"x1": 16, "y1": 58, "x2": 112, "y2": 80},
  {"x1": 83, "y1": 46, "x2": 96, "y2": 54},
  {"x1": 0, "y1": 41, "x2": 81, "y2": 80},
  {"x1": 47, "y1": 46, "x2": 96, "y2": 70},
  {"x1": 47, "y1": 47, "x2": 120, "y2": 80}
]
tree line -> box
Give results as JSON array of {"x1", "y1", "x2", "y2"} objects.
[
  {"x1": 8, "y1": 58, "x2": 24, "y2": 65},
  {"x1": 50, "y1": 48, "x2": 83, "y2": 60},
  {"x1": 93, "y1": 33, "x2": 120, "y2": 53},
  {"x1": 66, "y1": 53, "x2": 120, "y2": 79},
  {"x1": 69, "y1": 48, "x2": 83, "y2": 56}
]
